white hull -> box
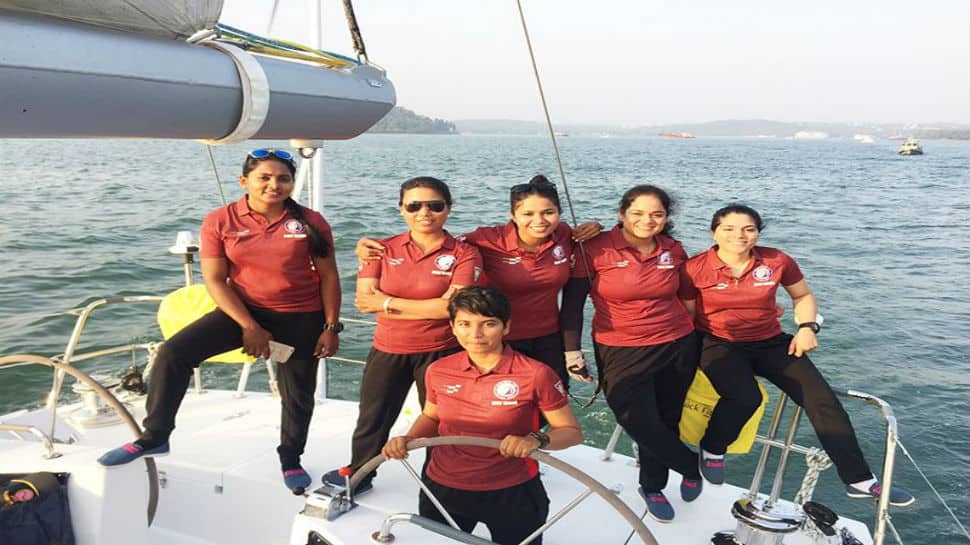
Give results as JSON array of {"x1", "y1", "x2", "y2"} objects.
[{"x1": 0, "y1": 11, "x2": 395, "y2": 140}]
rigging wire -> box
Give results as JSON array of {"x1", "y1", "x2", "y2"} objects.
[
  {"x1": 515, "y1": 0, "x2": 599, "y2": 408},
  {"x1": 267, "y1": 0, "x2": 281, "y2": 35},
  {"x1": 897, "y1": 439, "x2": 970, "y2": 542},
  {"x1": 205, "y1": 146, "x2": 228, "y2": 206},
  {"x1": 341, "y1": 0, "x2": 369, "y2": 63}
]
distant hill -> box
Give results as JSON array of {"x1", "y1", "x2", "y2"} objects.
[
  {"x1": 368, "y1": 107, "x2": 457, "y2": 134},
  {"x1": 454, "y1": 118, "x2": 970, "y2": 139}
]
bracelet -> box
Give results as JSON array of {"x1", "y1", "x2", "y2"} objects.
[
  {"x1": 382, "y1": 297, "x2": 393, "y2": 315},
  {"x1": 528, "y1": 431, "x2": 551, "y2": 449}
]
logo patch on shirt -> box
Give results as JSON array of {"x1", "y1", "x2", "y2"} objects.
[
  {"x1": 444, "y1": 384, "x2": 462, "y2": 395},
  {"x1": 657, "y1": 250, "x2": 674, "y2": 269},
  {"x1": 284, "y1": 219, "x2": 305, "y2": 234},
  {"x1": 493, "y1": 380, "x2": 520, "y2": 400},
  {"x1": 435, "y1": 255, "x2": 457, "y2": 270},
  {"x1": 552, "y1": 245, "x2": 565, "y2": 260},
  {"x1": 752, "y1": 265, "x2": 773, "y2": 282},
  {"x1": 615, "y1": 260, "x2": 629, "y2": 268}
]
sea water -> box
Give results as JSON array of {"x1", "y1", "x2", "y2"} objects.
[{"x1": 1, "y1": 135, "x2": 967, "y2": 543}]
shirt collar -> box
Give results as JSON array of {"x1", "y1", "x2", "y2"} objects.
[
  {"x1": 403, "y1": 231, "x2": 457, "y2": 251},
  {"x1": 706, "y1": 245, "x2": 764, "y2": 271},
  {"x1": 460, "y1": 345, "x2": 515, "y2": 375}
]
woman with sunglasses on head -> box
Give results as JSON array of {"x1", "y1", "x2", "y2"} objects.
[
  {"x1": 559, "y1": 184, "x2": 704, "y2": 523},
  {"x1": 679, "y1": 204, "x2": 914, "y2": 506},
  {"x1": 323, "y1": 176, "x2": 483, "y2": 493},
  {"x1": 355, "y1": 175, "x2": 601, "y2": 388},
  {"x1": 98, "y1": 149, "x2": 342, "y2": 494}
]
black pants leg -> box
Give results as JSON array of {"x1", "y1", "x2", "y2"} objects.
[
  {"x1": 141, "y1": 309, "x2": 244, "y2": 446},
  {"x1": 596, "y1": 335, "x2": 701, "y2": 492},
  {"x1": 698, "y1": 335, "x2": 764, "y2": 455},
  {"x1": 349, "y1": 347, "x2": 458, "y2": 478},
  {"x1": 751, "y1": 335, "x2": 872, "y2": 484},
  {"x1": 509, "y1": 333, "x2": 569, "y2": 387}
]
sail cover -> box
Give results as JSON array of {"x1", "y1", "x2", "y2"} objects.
[{"x1": 0, "y1": 0, "x2": 222, "y2": 39}]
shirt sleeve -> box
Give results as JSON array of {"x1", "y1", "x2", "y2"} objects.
[
  {"x1": 424, "y1": 364, "x2": 439, "y2": 405},
  {"x1": 678, "y1": 260, "x2": 699, "y2": 300},
  {"x1": 779, "y1": 252, "x2": 805, "y2": 286},
  {"x1": 451, "y1": 243, "x2": 484, "y2": 286},
  {"x1": 198, "y1": 211, "x2": 225, "y2": 259},
  {"x1": 535, "y1": 366, "x2": 569, "y2": 412}
]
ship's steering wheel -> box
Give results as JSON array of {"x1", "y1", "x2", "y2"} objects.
[
  {"x1": 0, "y1": 354, "x2": 160, "y2": 526},
  {"x1": 350, "y1": 436, "x2": 659, "y2": 545}
]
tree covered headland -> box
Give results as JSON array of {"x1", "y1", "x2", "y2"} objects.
[{"x1": 368, "y1": 107, "x2": 457, "y2": 134}]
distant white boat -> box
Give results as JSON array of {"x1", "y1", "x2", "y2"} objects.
[
  {"x1": 898, "y1": 137, "x2": 923, "y2": 155},
  {"x1": 793, "y1": 130, "x2": 829, "y2": 140},
  {"x1": 853, "y1": 134, "x2": 876, "y2": 144}
]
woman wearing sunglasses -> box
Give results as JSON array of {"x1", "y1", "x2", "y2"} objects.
[
  {"x1": 559, "y1": 184, "x2": 704, "y2": 523},
  {"x1": 354, "y1": 175, "x2": 601, "y2": 389},
  {"x1": 323, "y1": 176, "x2": 483, "y2": 493},
  {"x1": 98, "y1": 149, "x2": 342, "y2": 495}
]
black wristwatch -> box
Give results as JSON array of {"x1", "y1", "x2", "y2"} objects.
[
  {"x1": 323, "y1": 321, "x2": 344, "y2": 333},
  {"x1": 528, "y1": 431, "x2": 551, "y2": 449},
  {"x1": 798, "y1": 321, "x2": 821, "y2": 334}
]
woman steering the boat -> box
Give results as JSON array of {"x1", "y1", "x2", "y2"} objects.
[
  {"x1": 98, "y1": 149, "x2": 342, "y2": 494},
  {"x1": 323, "y1": 177, "x2": 483, "y2": 493},
  {"x1": 355, "y1": 175, "x2": 600, "y2": 388},
  {"x1": 559, "y1": 184, "x2": 704, "y2": 523},
  {"x1": 382, "y1": 286, "x2": 582, "y2": 545},
  {"x1": 680, "y1": 204, "x2": 914, "y2": 506}
]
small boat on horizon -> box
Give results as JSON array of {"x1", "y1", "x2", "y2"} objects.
[
  {"x1": 659, "y1": 132, "x2": 695, "y2": 139},
  {"x1": 898, "y1": 137, "x2": 924, "y2": 155}
]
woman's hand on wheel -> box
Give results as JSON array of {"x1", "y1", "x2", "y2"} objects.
[
  {"x1": 788, "y1": 329, "x2": 818, "y2": 357},
  {"x1": 499, "y1": 434, "x2": 541, "y2": 458},
  {"x1": 355, "y1": 238, "x2": 385, "y2": 262},
  {"x1": 382, "y1": 436, "x2": 413, "y2": 459},
  {"x1": 314, "y1": 330, "x2": 339, "y2": 358},
  {"x1": 241, "y1": 325, "x2": 272, "y2": 359}
]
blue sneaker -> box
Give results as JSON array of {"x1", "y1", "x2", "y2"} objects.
[
  {"x1": 845, "y1": 482, "x2": 915, "y2": 507},
  {"x1": 638, "y1": 486, "x2": 675, "y2": 523},
  {"x1": 283, "y1": 468, "x2": 312, "y2": 494},
  {"x1": 97, "y1": 441, "x2": 169, "y2": 467},
  {"x1": 680, "y1": 476, "x2": 703, "y2": 502},
  {"x1": 321, "y1": 468, "x2": 373, "y2": 496},
  {"x1": 699, "y1": 452, "x2": 726, "y2": 486}
]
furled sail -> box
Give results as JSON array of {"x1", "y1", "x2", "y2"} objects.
[{"x1": 0, "y1": 0, "x2": 222, "y2": 39}]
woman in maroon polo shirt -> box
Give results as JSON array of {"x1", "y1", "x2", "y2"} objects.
[
  {"x1": 323, "y1": 177, "x2": 483, "y2": 493},
  {"x1": 559, "y1": 184, "x2": 703, "y2": 523},
  {"x1": 383, "y1": 286, "x2": 582, "y2": 545},
  {"x1": 98, "y1": 149, "x2": 342, "y2": 494},
  {"x1": 355, "y1": 175, "x2": 600, "y2": 387},
  {"x1": 680, "y1": 204, "x2": 913, "y2": 506}
]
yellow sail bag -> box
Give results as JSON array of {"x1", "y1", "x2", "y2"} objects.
[
  {"x1": 157, "y1": 284, "x2": 255, "y2": 364},
  {"x1": 679, "y1": 368, "x2": 768, "y2": 454}
]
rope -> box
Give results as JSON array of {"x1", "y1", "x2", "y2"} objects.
[
  {"x1": 897, "y1": 439, "x2": 970, "y2": 541},
  {"x1": 205, "y1": 146, "x2": 228, "y2": 205},
  {"x1": 215, "y1": 24, "x2": 357, "y2": 69},
  {"x1": 515, "y1": 0, "x2": 600, "y2": 408},
  {"x1": 793, "y1": 447, "x2": 833, "y2": 505},
  {"x1": 341, "y1": 0, "x2": 369, "y2": 63}
]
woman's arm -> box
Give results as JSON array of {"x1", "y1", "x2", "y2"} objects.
[
  {"x1": 499, "y1": 404, "x2": 583, "y2": 458},
  {"x1": 681, "y1": 298, "x2": 697, "y2": 320},
  {"x1": 201, "y1": 257, "x2": 271, "y2": 358},
  {"x1": 560, "y1": 277, "x2": 590, "y2": 351},
  {"x1": 312, "y1": 253, "x2": 341, "y2": 358},
  {"x1": 382, "y1": 402, "x2": 441, "y2": 459},
  {"x1": 784, "y1": 279, "x2": 819, "y2": 357},
  {"x1": 354, "y1": 237, "x2": 385, "y2": 262},
  {"x1": 355, "y1": 279, "x2": 459, "y2": 320}
]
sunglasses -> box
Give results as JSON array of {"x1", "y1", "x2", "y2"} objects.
[
  {"x1": 248, "y1": 149, "x2": 294, "y2": 162},
  {"x1": 404, "y1": 200, "x2": 447, "y2": 213}
]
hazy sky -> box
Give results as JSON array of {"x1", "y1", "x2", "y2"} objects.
[{"x1": 222, "y1": 1, "x2": 970, "y2": 126}]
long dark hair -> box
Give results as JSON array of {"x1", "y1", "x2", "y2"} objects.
[
  {"x1": 510, "y1": 174, "x2": 561, "y2": 212},
  {"x1": 242, "y1": 154, "x2": 330, "y2": 258},
  {"x1": 398, "y1": 176, "x2": 453, "y2": 206},
  {"x1": 617, "y1": 184, "x2": 675, "y2": 236}
]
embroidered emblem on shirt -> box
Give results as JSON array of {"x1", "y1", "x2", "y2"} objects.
[
  {"x1": 388, "y1": 257, "x2": 404, "y2": 266},
  {"x1": 493, "y1": 380, "x2": 520, "y2": 400},
  {"x1": 435, "y1": 255, "x2": 457, "y2": 270},
  {"x1": 615, "y1": 260, "x2": 629, "y2": 268},
  {"x1": 657, "y1": 250, "x2": 675, "y2": 269},
  {"x1": 444, "y1": 384, "x2": 462, "y2": 395},
  {"x1": 752, "y1": 265, "x2": 773, "y2": 282},
  {"x1": 552, "y1": 245, "x2": 565, "y2": 260},
  {"x1": 284, "y1": 219, "x2": 305, "y2": 233}
]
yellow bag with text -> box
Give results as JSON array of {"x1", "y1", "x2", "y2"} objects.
[
  {"x1": 679, "y1": 368, "x2": 768, "y2": 454},
  {"x1": 157, "y1": 284, "x2": 256, "y2": 364}
]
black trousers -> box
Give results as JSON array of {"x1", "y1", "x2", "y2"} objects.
[
  {"x1": 509, "y1": 332, "x2": 569, "y2": 388},
  {"x1": 349, "y1": 346, "x2": 460, "y2": 479},
  {"x1": 594, "y1": 333, "x2": 701, "y2": 492},
  {"x1": 698, "y1": 333, "x2": 872, "y2": 484},
  {"x1": 141, "y1": 306, "x2": 324, "y2": 470},
  {"x1": 419, "y1": 475, "x2": 550, "y2": 545}
]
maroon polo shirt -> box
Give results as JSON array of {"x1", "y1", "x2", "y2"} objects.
[
  {"x1": 462, "y1": 222, "x2": 574, "y2": 340},
  {"x1": 571, "y1": 227, "x2": 694, "y2": 347},
  {"x1": 199, "y1": 196, "x2": 334, "y2": 312},
  {"x1": 425, "y1": 346, "x2": 568, "y2": 491},
  {"x1": 680, "y1": 246, "x2": 804, "y2": 342},
  {"x1": 358, "y1": 232, "x2": 482, "y2": 353}
]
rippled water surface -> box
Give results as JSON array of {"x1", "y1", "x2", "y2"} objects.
[{"x1": 1, "y1": 135, "x2": 967, "y2": 543}]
